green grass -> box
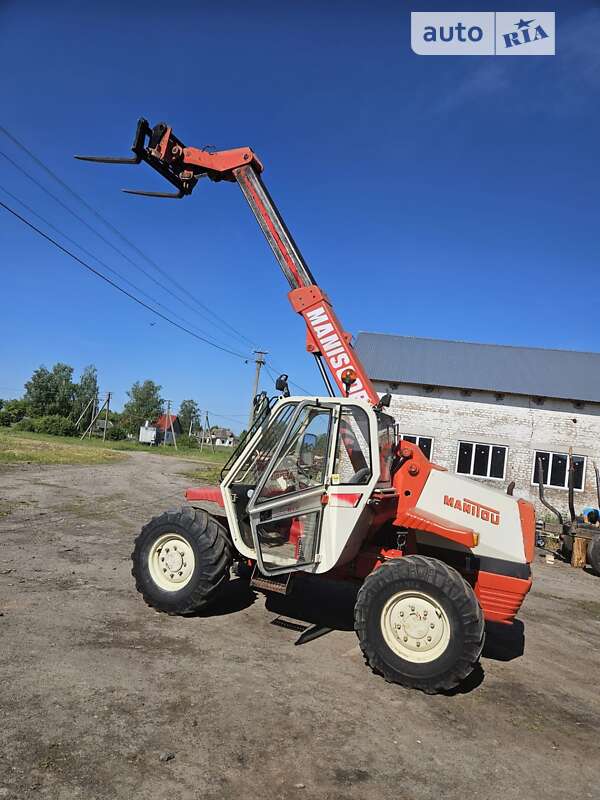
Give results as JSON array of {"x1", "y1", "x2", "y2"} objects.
[
  {"x1": 0, "y1": 427, "x2": 232, "y2": 467},
  {"x1": 179, "y1": 464, "x2": 224, "y2": 486}
]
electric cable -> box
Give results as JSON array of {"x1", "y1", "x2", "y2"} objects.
[
  {"x1": 0, "y1": 126, "x2": 260, "y2": 350},
  {"x1": 0, "y1": 200, "x2": 249, "y2": 360},
  {"x1": 0, "y1": 183, "x2": 246, "y2": 352}
]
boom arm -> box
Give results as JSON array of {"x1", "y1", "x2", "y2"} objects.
[{"x1": 76, "y1": 118, "x2": 379, "y2": 404}]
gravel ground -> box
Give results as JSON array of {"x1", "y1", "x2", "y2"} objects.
[{"x1": 1, "y1": 453, "x2": 599, "y2": 800}]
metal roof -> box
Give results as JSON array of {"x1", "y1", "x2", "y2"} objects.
[{"x1": 353, "y1": 332, "x2": 600, "y2": 404}]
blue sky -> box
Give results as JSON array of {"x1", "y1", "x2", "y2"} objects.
[{"x1": 1, "y1": 1, "x2": 598, "y2": 431}]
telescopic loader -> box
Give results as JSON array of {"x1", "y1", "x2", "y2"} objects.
[{"x1": 77, "y1": 120, "x2": 535, "y2": 693}]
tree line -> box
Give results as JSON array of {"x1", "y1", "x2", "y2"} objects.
[{"x1": 0, "y1": 362, "x2": 203, "y2": 441}]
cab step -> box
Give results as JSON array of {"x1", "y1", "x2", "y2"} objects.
[{"x1": 250, "y1": 567, "x2": 292, "y2": 595}]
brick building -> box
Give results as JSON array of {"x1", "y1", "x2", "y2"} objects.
[{"x1": 354, "y1": 333, "x2": 600, "y2": 520}]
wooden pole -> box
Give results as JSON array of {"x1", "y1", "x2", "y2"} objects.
[
  {"x1": 163, "y1": 401, "x2": 170, "y2": 447},
  {"x1": 75, "y1": 396, "x2": 94, "y2": 429},
  {"x1": 169, "y1": 404, "x2": 177, "y2": 451},
  {"x1": 571, "y1": 536, "x2": 588, "y2": 568},
  {"x1": 206, "y1": 411, "x2": 215, "y2": 454},
  {"x1": 88, "y1": 394, "x2": 97, "y2": 438},
  {"x1": 248, "y1": 350, "x2": 267, "y2": 429},
  {"x1": 80, "y1": 396, "x2": 108, "y2": 440},
  {"x1": 103, "y1": 392, "x2": 111, "y2": 442}
]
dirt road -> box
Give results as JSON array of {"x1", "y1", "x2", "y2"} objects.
[{"x1": 1, "y1": 453, "x2": 598, "y2": 799}]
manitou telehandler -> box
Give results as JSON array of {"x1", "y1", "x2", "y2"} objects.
[{"x1": 77, "y1": 120, "x2": 535, "y2": 693}]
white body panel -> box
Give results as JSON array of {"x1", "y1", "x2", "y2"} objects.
[
  {"x1": 416, "y1": 470, "x2": 526, "y2": 563},
  {"x1": 221, "y1": 397, "x2": 383, "y2": 575}
]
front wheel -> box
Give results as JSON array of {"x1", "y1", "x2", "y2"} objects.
[
  {"x1": 131, "y1": 507, "x2": 232, "y2": 614},
  {"x1": 354, "y1": 555, "x2": 485, "y2": 694}
]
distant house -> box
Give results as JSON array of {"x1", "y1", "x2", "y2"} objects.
[
  {"x1": 154, "y1": 413, "x2": 182, "y2": 445},
  {"x1": 139, "y1": 414, "x2": 182, "y2": 445},
  {"x1": 201, "y1": 427, "x2": 237, "y2": 447}
]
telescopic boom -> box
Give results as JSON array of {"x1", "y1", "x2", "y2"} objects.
[{"x1": 76, "y1": 119, "x2": 379, "y2": 404}]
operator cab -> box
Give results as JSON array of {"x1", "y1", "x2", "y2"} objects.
[{"x1": 222, "y1": 396, "x2": 393, "y2": 575}]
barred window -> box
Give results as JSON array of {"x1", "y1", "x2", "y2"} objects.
[
  {"x1": 456, "y1": 441, "x2": 507, "y2": 480},
  {"x1": 532, "y1": 451, "x2": 585, "y2": 491}
]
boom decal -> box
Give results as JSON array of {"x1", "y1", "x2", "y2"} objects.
[{"x1": 302, "y1": 304, "x2": 374, "y2": 403}]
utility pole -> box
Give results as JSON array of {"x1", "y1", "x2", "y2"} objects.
[
  {"x1": 163, "y1": 400, "x2": 177, "y2": 449},
  {"x1": 80, "y1": 393, "x2": 110, "y2": 440},
  {"x1": 88, "y1": 394, "x2": 98, "y2": 439},
  {"x1": 200, "y1": 410, "x2": 215, "y2": 454},
  {"x1": 205, "y1": 410, "x2": 215, "y2": 453},
  {"x1": 102, "y1": 392, "x2": 111, "y2": 441},
  {"x1": 75, "y1": 396, "x2": 94, "y2": 430},
  {"x1": 248, "y1": 350, "x2": 267, "y2": 429}
]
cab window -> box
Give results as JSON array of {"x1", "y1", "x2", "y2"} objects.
[
  {"x1": 231, "y1": 402, "x2": 297, "y2": 488},
  {"x1": 333, "y1": 406, "x2": 372, "y2": 485},
  {"x1": 257, "y1": 405, "x2": 332, "y2": 502},
  {"x1": 377, "y1": 413, "x2": 395, "y2": 484}
]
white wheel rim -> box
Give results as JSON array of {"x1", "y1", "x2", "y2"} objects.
[
  {"x1": 380, "y1": 590, "x2": 450, "y2": 663},
  {"x1": 147, "y1": 533, "x2": 195, "y2": 592}
]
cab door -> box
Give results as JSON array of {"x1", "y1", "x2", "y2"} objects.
[{"x1": 246, "y1": 401, "x2": 336, "y2": 576}]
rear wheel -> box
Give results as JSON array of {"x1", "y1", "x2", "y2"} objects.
[
  {"x1": 587, "y1": 537, "x2": 600, "y2": 575},
  {"x1": 132, "y1": 507, "x2": 232, "y2": 614},
  {"x1": 354, "y1": 555, "x2": 484, "y2": 694}
]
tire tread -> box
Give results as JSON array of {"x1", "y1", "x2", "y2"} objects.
[
  {"x1": 131, "y1": 507, "x2": 232, "y2": 615},
  {"x1": 354, "y1": 555, "x2": 484, "y2": 694}
]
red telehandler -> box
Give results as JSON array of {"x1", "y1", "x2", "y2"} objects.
[{"x1": 77, "y1": 119, "x2": 535, "y2": 693}]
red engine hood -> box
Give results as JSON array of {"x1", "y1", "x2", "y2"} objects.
[{"x1": 185, "y1": 486, "x2": 225, "y2": 508}]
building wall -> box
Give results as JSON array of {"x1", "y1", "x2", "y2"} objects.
[{"x1": 374, "y1": 381, "x2": 600, "y2": 520}]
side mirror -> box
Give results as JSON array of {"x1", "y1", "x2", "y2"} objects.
[
  {"x1": 299, "y1": 432, "x2": 317, "y2": 466},
  {"x1": 275, "y1": 373, "x2": 290, "y2": 397},
  {"x1": 377, "y1": 393, "x2": 392, "y2": 409}
]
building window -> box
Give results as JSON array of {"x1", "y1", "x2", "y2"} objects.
[
  {"x1": 456, "y1": 441, "x2": 507, "y2": 480},
  {"x1": 532, "y1": 451, "x2": 586, "y2": 491},
  {"x1": 399, "y1": 434, "x2": 433, "y2": 460}
]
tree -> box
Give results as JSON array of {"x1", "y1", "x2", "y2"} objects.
[
  {"x1": 2, "y1": 398, "x2": 28, "y2": 423},
  {"x1": 178, "y1": 399, "x2": 200, "y2": 435},
  {"x1": 24, "y1": 363, "x2": 75, "y2": 418},
  {"x1": 73, "y1": 365, "x2": 99, "y2": 427},
  {"x1": 122, "y1": 380, "x2": 164, "y2": 434}
]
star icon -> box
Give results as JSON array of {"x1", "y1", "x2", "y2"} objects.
[{"x1": 515, "y1": 18, "x2": 535, "y2": 29}]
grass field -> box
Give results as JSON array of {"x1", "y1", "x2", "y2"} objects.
[{"x1": 0, "y1": 428, "x2": 233, "y2": 467}]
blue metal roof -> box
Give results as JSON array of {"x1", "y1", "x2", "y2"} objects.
[{"x1": 353, "y1": 332, "x2": 600, "y2": 404}]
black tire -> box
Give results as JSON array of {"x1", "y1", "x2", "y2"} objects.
[
  {"x1": 587, "y1": 537, "x2": 600, "y2": 575},
  {"x1": 354, "y1": 555, "x2": 485, "y2": 694},
  {"x1": 131, "y1": 507, "x2": 232, "y2": 615},
  {"x1": 560, "y1": 535, "x2": 573, "y2": 562}
]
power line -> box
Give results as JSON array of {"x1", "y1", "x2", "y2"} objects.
[
  {"x1": 0, "y1": 129, "x2": 324, "y2": 397},
  {"x1": 0, "y1": 148, "x2": 251, "y2": 350},
  {"x1": 0, "y1": 182, "x2": 247, "y2": 353},
  {"x1": 0, "y1": 126, "x2": 259, "y2": 350},
  {"x1": 0, "y1": 199, "x2": 249, "y2": 360}
]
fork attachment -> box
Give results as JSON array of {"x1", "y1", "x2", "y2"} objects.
[{"x1": 75, "y1": 118, "x2": 263, "y2": 198}]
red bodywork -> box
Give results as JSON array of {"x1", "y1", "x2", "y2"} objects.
[
  {"x1": 185, "y1": 440, "x2": 533, "y2": 626},
  {"x1": 83, "y1": 118, "x2": 532, "y2": 626}
]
